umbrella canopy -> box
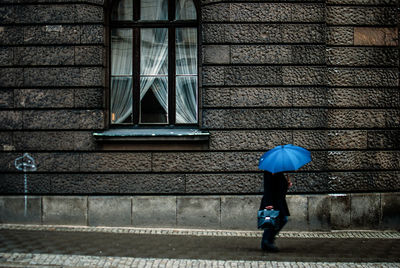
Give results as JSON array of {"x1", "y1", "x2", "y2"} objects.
[{"x1": 258, "y1": 144, "x2": 311, "y2": 173}]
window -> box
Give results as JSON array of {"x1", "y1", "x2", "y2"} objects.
[{"x1": 110, "y1": 0, "x2": 198, "y2": 126}]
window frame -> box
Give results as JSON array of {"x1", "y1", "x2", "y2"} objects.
[{"x1": 109, "y1": 0, "x2": 200, "y2": 127}]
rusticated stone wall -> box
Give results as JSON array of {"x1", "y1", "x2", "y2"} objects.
[{"x1": 0, "y1": 0, "x2": 399, "y2": 198}]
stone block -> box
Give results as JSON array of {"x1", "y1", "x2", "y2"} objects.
[
  {"x1": 327, "y1": 68, "x2": 398, "y2": 87},
  {"x1": 18, "y1": 5, "x2": 75, "y2": 24},
  {"x1": 80, "y1": 67, "x2": 104, "y2": 87},
  {"x1": 282, "y1": 67, "x2": 325, "y2": 86},
  {"x1": 186, "y1": 173, "x2": 262, "y2": 194},
  {"x1": 202, "y1": 109, "x2": 284, "y2": 129},
  {"x1": 89, "y1": 196, "x2": 131, "y2": 226},
  {"x1": 24, "y1": 67, "x2": 80, "y2": 87},
  {"x1": 23, "y1": 25, "x2": 80, "y2": 45},
  {"x1": 281, "y1": 24, "x2": 325, "y2": 44},
  {"x1": 327, "y1": 109, "x2": 400, "y2": 128},
  {"x1": 0, "y1": 68, "x2": 23, "y2": 87},
  {"x1": 80, "y1": 24, "x2": 104, "y2": 44},
  {"x1": 288, "y1": 109, "x2": 327, "y2": 128},
  {"x1": 43, "y1": 196, "x2": 87, "y2": 225},
  {"x1": 330, "y1": 194, "x2": 351, "y2": 229},
  {"x1": 367, "y1": 130, "x2": 400, "y2": 149},
  {"x1": 13, "y1": 131, "x2": 95, "y2": 151},
  {"x1": 327, "y1": 151, "x2": 400, "y2": 171},
  {"x1": 0, "y1": 173, "x2": 23, "y2": 193},
  {"x1": 50, "y1": 174, "x2": 96, "y2": 194},
  {"x1": 0, "y1": 111, "x2": 22, "y2": 130},
  {"x1": 31, "y1": 153, "x2": 80, "y2": 172},
  {"x1": 14, "y1": 46, "x2": 74, "y2": 66},
  {"x1": 327, "y1": 88, "x2": 400, "y2": 108},
  {"x1": 153, "y1": 152, "x2": 259, "y2": 173},
  {"x1": 327, "y1": 47, "x2": 398, "y2": 66},
  {"x1": 202, "y1": 66, "x2": 224, "y2": 86},
  {"x1": 293, "y1": 130, "x2": 367, "y2": 150},
  {"x1": 14, "y1": 89, "x2": 74, "y2": 108},
  {"x1": 381, "y1": 193, "x2": 400, "y2": 230},
  {"x1": 74, "y1": 88, "x2": 104, "y2": 108},
  {"x1": 132, "y1": 196, "x2": 176, "y2": 227},
  {"x1": 0, "y1": 26, "x2": 23, "y2": 45},
  {"x1": 0, "y1": 5, "x2": 15, "y2": 24},
  {"x1": 202, "y1": 24, "x2": 226, "y2": 43},
  {"x1": 354, "y1": 27, "x2": 398, "y2": 46},
  {"x1": 351, "y1": 193, "x2": 380, "y2": 229},
  {"x1": 23, "y1": 110, "x2": 80, "y2": 129},
  {"x1": 289, "y1": 173, "x2": 330, "y2": 193},
  {"x1": 209, "y1": 130, "x2": 292, "y2": 151},
  {"x1": 202, "y1": 87, "x2": 231, "y2": 107},
  {"x1": 221, "y1": 196, "x2": 260, "y2": 230},
  {"x1": 74, "y1": 4, "x2": 104, "y2": 23},
  {"x1": 327, "y1": 27, "x2": 353, "y2": 46},
  {"x1": 0, "y1": 89, "x2": 13, "y2": 108},
  {"x1": 75, "y1": 46, "x2": 104, "y2": 65},
  {"x1": 292, "y1": 87, "x2": 327, "y2": 107},
  {"x1": 308, "y1": 195, "x2": 331, "y2": 231},
  {"x1": 230, "y1": 87, "x2": 292, "y2": 107},
  {"x1": 201, "y1": 3, "x2": 230, "y2": 22},
  {"x1": 202, "y1": 45, "x2": 230, "y2": 64},
  {"x1": 0, "y1": 196, "x2": 41, "y2": 224},
  {"x1": 285, "y1": 195, "x2": 308, "y2": 231},
  {"x1": 0, "y1": 47, "x2": 13, "y2": 66},
  {"x1": 119, "y1": 174, "x2": 185, "y2": 194},
  {"x1": 177, "y1": 196, "x2": 220, "y2": 228},
  {"x1": 292, "y1": 45, "x2": 325, "y2": 65},
  {"x1": 0, "y1": 132, "x2": 13, "y2": 151},
  {"x1": 79, "y1": 109, "x2": 105, "y2": 129},
  {"x1": 225, "y1": 66, "x2": 282, "y2": 86},
  {"x1": 326, "y1": 7, "x2": 397, "y2": 25},
  {"x1": 80, "y1": 152, "x2": 152, "y2": 172}
]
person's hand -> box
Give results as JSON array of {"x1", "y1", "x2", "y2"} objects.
[{"x1": 265, "y1": 206, "x2": 273, "y2": 210}]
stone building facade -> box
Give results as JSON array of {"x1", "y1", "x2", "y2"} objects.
[{"x1": 0, "y1": 0, "x2": 399, "y2": 230}]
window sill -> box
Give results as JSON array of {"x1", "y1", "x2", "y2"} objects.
[{"x1": 93, "y1": 128, "x2": 210, "y2": 150}]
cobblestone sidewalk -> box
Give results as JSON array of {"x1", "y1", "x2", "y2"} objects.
[
  {"x1": 1, "y1": 224, "x2": 400, "y2": 239},
  {"x1": 0, "y1": 253, "x2": 399, "y2": 268}
]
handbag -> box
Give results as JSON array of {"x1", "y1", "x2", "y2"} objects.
[{"x1": 257, "y1": 209, "x2": 280, "y2": 230}]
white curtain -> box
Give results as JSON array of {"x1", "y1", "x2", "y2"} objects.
[
  {"x1": 176, "y1": 27, "x2": 197, "y2": 123},
  {"x1": 111, "y1": 29, "x2": 133, "y2": 124},
  {"x1": 140, "y1": 28, "x2": 169, "y2": 115}
]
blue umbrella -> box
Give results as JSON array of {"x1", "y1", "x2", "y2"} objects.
[{"x1": 258, "y1": 144, "x2": 312, "y2": 173}]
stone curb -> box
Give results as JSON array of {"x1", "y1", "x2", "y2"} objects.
[
  {"x1": 0, "y1": 253, "x2": 399, "y2": 268},
  {"x1": 1, "y1": 224, "x2": 399, "y2": 239}
]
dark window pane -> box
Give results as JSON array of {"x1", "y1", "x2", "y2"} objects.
[
  {"x1": 112, "y1": 0, "x2": 133, "y2": 21},
  {"x1": 141, "y1": 0, "x2": 168, "y2": 21},
  {"x1": 140, "y1": 77, "x2": 168, "y2": 124},
  {"x1": 111, "y1": 77, "x2": 133, "y2": 124}
]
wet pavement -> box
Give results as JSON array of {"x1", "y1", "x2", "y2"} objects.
[{"x1": 0, "y1": 225, "x2": 399, "y2": 267}]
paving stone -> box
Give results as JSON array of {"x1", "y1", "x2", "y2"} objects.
[
  {"x1": 14, "y1": 89, "x2": 74, "y2": 108},
  {"x1": 89, "y1": 196, "x2": 131, "y2": 226},
  {"x1": 177, "y1": 196, "x2": 220, "y2": 228},
  {"x1": 0, "y1": 196, "x2": 41, "y2": 224},
  {"x1": 43, "y1": 196, "x2": 87, "y2": 225},
  {"x1": 132, "y1": 196, "x2": 176, "y2": 227}
]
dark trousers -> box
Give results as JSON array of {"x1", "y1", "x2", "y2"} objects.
[{"x1": 261, "y1": 216, "x2": 288, "y2": 246}]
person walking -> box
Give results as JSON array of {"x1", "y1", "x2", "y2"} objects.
[{"x1": 259, "y1": 171, "x2": 292, "y2": 252}]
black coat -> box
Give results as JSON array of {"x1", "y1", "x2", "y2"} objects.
[{"x1": 259, "y1": 172, "x2": 290, "y2": 216}]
